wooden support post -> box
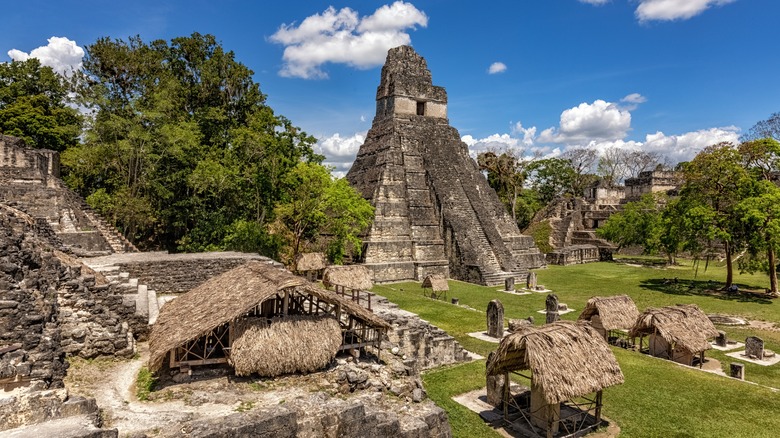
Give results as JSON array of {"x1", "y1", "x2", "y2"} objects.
[
  {"x1": 503, "y1": 372, "x2": 509, "y2": 420},
  {"x1": 595, "y1": 390, "x2": 603, "y2": 423},
  {"x1": 282, "y1": 290, "x2": 289, "y2": 316}
]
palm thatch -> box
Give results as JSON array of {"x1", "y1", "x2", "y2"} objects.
[
  {"x1": 421, "y1": 275, "x2": 449, "y2": 292},
  {"x1": 577, "y1": 295, "x2": 639, "y2": 331},
  {"x1": 148, "y1": 260, "x2": 389, "y2": 372},
  {"x1": 486, "y1": 321, "x2": 624, "y2": 405},
  {"x1": 294, "y1": 252, "x2": 327, "y2": 272},
  {"x1": 629, "y1": 304, "x2": 718, "y2": 354},
  {"x1": 322, "y1": 265, "x2": 373, "y2": 291},
  {"x1": 229, "y1": 315, "x2": 341, "y2": 377}
]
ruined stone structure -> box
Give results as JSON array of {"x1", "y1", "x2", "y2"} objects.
[
  {"x1": 533, "y1": 170, "x2": 683, "y2": 263},
  {"x1": 486, "y1": 300, "x2": 504, "y2": 338},
  {"x1": 0, "y1": 135, "x2": 136, "y2": 255},
  {"x1": 347, "y1": 46, "x2": 544, "y2": 285}
]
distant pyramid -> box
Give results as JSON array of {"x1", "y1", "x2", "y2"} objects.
[{"x1": 346, "y1": 46, "x2": 545, "y2": 286}]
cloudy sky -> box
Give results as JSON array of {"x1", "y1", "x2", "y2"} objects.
[{"x1": 3, "y1": 1, "x2": 777, "y2": 175}]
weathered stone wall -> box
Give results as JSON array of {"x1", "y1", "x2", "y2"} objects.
[
  {"x1": 624, "y1": 170, "x2": 683, "y2": 200},
  {"x1": 1, "y1": 207, "x2": 138, "y2": 392},
  {"x1": 87, "y1": 252, "x2": 271, "y2": 294},
  {"x1": 374, "y1": 296, "x2": 471, "y2": 370},
  {"x1": 160, "y1": 394, "x2": 450, "y2": 438}
]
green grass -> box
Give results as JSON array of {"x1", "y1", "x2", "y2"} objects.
[
  {"x1": 135, "y1": 366, "x2": 157, "y2": 401},
  {"x1": 375, "y1": 258, "x2": 780, "y2": 438}
]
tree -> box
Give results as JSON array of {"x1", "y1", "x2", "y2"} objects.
[
  {"x1": 271, "y1": 163, "x2": 373, "y2": 264},
  {"x1": 0, "y1": 58, "x2": 82, "y2": 150},
  {"x1": 743, "y1": 112, "x2": 780, "y2": 142},
  {"x1": 597, "y1": 193, "x2": 680, "y2": 264},
  {"x1": 64, "y1": 33, "x2": 321, "y2": 253},
  {"x1": 676, "y1": 143, "x2": 753, "y2": 287},
  {"x1": 561, "y1": 148, "x2": 599, "y2": 196},
  {"x1": 526, "y1": 158, "x2": 577, "y2": 204},
  {"x1": 736, "y1": 138, "x2": 780, "y2": 295},
  {"x1": 477, "y1": 149, "x2": 527, "y2": 223}
]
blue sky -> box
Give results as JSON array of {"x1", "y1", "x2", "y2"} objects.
[{"x1": 3, "y1": 1, "x2": 778, "y2": 175}]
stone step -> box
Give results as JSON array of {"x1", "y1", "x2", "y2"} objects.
[
  {"x1": 147, "y1": 288, "x2": 159, "y2": 325},
  {"x1": 135, "y1": 284, "x2": 149, "y2": 318}
]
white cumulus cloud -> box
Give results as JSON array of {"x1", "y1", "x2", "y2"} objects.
[
  {"x1": 542, "y1": 99, "x2": 632, "y2": 143},
  {"x1": 636, "y1": 0, "x2": 736, "y2": 22},
  {"x1": 488, "y1": 62, "x2": 507, "y2": 74},
  {"x1": 315, "y1": 132, "x2": 367, "y2": 176},
  {"x1": 579, "y1": 0, "x2": 611, "y2": 5},
  {"x1": 7, "y1": 36, "x2": 84, "y2": 76},
  {"x1": 642, "y1": 126, "x2": 740, "y2": 162},
  {"x1": 270, "y1": 1, "x2": 428, "y2": 79}
]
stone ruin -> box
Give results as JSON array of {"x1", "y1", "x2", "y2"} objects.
[
  {"x1": 504, "y1": 276, "x2": 514, "y2": 292},
  {"x1": 0, "y1": 135, "x2": 136, "y2": 255},
  {"x1": 545, "y1": 294, "x2": 560, "y2": 324},
  {"x1": 531, "y1": 170, "x2": 683, "y2": 264},
  {"x1": 487, "y1": 300, "x2": 504, "y2": 338},
  {"x1": 346, "y1": 46, "x2": 545, "y2": 286},
  {"x1": 526, "y1": 272, "x2": 537, "y2": 290}
]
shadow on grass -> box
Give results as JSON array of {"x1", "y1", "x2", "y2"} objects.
[{"x1": 639, "y1": 278, "x2": 775, "y2": 304}]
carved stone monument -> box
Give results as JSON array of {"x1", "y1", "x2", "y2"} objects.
[
  {"x1": 346, "y1": 46, "x2": 545, "y2": 286},
  {"x1": 504, "y1": 277, "x2": 515, "y2": 292},
  {"x1": 545, "y1": 294, "x2": 560, "y2": 324},
  {"x1": 486, "y1": 352, "x2": 505, "y2": 407},
  {"x1": 487, "y1": 300, "x2": 505, "y2": 338},
  {"x1": 527, "y1": 272, "x2": 538, "y2": 290},
  {"x1": 730, "y1": 362, "x2": 745, "y2": 380},
  {"x1": 715, "y1": 331, "x2": 727, "y2": 347},
  {"x1": 745, "y1": 336, "x2": 764, "y2": 360}
]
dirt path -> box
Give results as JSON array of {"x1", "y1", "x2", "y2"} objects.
[{"x1": 68, "y1": 345, "x2": 236, "y2": 435}]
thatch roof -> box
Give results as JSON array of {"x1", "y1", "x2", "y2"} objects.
[
  {"x1": 629, "y1": 304, "x2": 718, "y2": 354},
  {"x1": 486, "y1": 321, "x2": 624, "y2": 405},
  {"x1": 577, "y1": 295, "x2": 639, "y2": 331},
  {"x1": 421, "y1": 275, "x2": 449, "y2": 292},
  {"x1": 148, "y1": 261, "x2": 389, "y2": 372},
  {"x1": 229, "y1": 315, "x2": 341, "y2": 377},
  {"x1": 322, "y1": 265, "x2": 373, "y2": 291},
  {"x1": 294, "y1": 252, "x2": 327, "y2": 272}
]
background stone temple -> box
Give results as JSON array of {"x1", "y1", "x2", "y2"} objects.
[{"x1": 346, "y1": 46, "x2": 545, "y2": 286}]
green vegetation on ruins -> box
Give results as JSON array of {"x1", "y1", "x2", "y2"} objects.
[{"x1": 374, "y1": 258, "x2": 780, "y2": 438}]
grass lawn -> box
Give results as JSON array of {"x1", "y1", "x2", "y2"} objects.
[{"x1": 373, "y1": 258, "x2": 780, "y2": 438}]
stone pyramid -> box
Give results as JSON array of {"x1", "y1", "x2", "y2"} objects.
[{"x1": 346, "y1": 46, "x2": 545, "y2": 286}]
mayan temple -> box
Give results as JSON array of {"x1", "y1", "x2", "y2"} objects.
[{"x1": 346, "y1": 46, "x2": 545, "y2": 286}]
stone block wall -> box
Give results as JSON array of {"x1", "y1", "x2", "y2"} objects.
[{"x1": 1, "y1": 207, "x2": 138, "y2": 391}]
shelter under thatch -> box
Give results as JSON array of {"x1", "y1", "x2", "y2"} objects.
[
  {"x1": 230, "y1": 315, "x2": 341, "y2": 377},
  {"x1": 421, "y1": 274, "x2": 448, "y2": 299},
  {"x1": 578, "y1": 295, "x2": 639, "y2": 344},
  {"x1": 486, "y1": 321, "x2": 624, "y2": 437},
  {"x1": 629, "y1": 304, "x2": 718, "y2": 366},
  {"x1": 322, "y1": 265, "x2": 373, "y2": 291},
  {"x1": 294, "y1": 252, "x2": 327, "y2": 280},
  {"x1": 148, "y1": 261, "x2": 389, "y2": 375}
]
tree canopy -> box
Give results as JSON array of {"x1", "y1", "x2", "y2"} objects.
[
  {"x1": 0, "y1": 58, "x2": 82, "y2": 150},
  {"x1": 61, "y1": 33, "x2": 373, "y2": 259}
]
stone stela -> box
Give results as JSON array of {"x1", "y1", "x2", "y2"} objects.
[
  {"x1": 487, "y1": 300, "x2": 505, "y2": 338},
  {"x1": 744, "y1": 336, "x2": 764, "y2": 360},
  {"x1": 546, "y1": 294, "x2": 560, "y2": 324},
  {"x1": 346, "y1": 46, "x2": 545, "y2": 286}
]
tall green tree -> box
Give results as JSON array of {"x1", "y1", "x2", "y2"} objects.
[
  {"x1": 477, "y1": 149, "x2": 527, "y2": 223},
  {"x1": 0, "y1": 58, "x2": 82, "y2": 150},
  {"x1": 64, "y1": 33, "x2": 321, "y2": 253},
  {"x1": 271, "y1": 163, "x2": 373, "y2": 264},
  {"x1": 677, "y1": 143, "x2": 753, "y2": 287},
  {"x1": 597, "y1": 193, "x2": 681, "y2": 264}
]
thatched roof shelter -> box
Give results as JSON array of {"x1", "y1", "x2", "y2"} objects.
[
  {"x1": 629, "y1": 304, "x2": 718, "y2": 354},
  {"x1": 486, "y1": 321, "x2": 624, "y2": 405},
  {"x1": 148, "y1": 261, "x2": 389, "y2": 372},
  {"x1": 294, "y1": 252, "x2": 327, "y2": 272},
  {"x1": 322, "y1": 265, "x2": 373, "y2": 291},
  {"x1": 229, "y1": 315, "x2": 341, "y2": 377},
  {"x1": 421, "y1": 275, "x2": 449, "y2": 292},
  {"x1": 578, "y1": 295, "x2": 639, "y2": 331}
]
